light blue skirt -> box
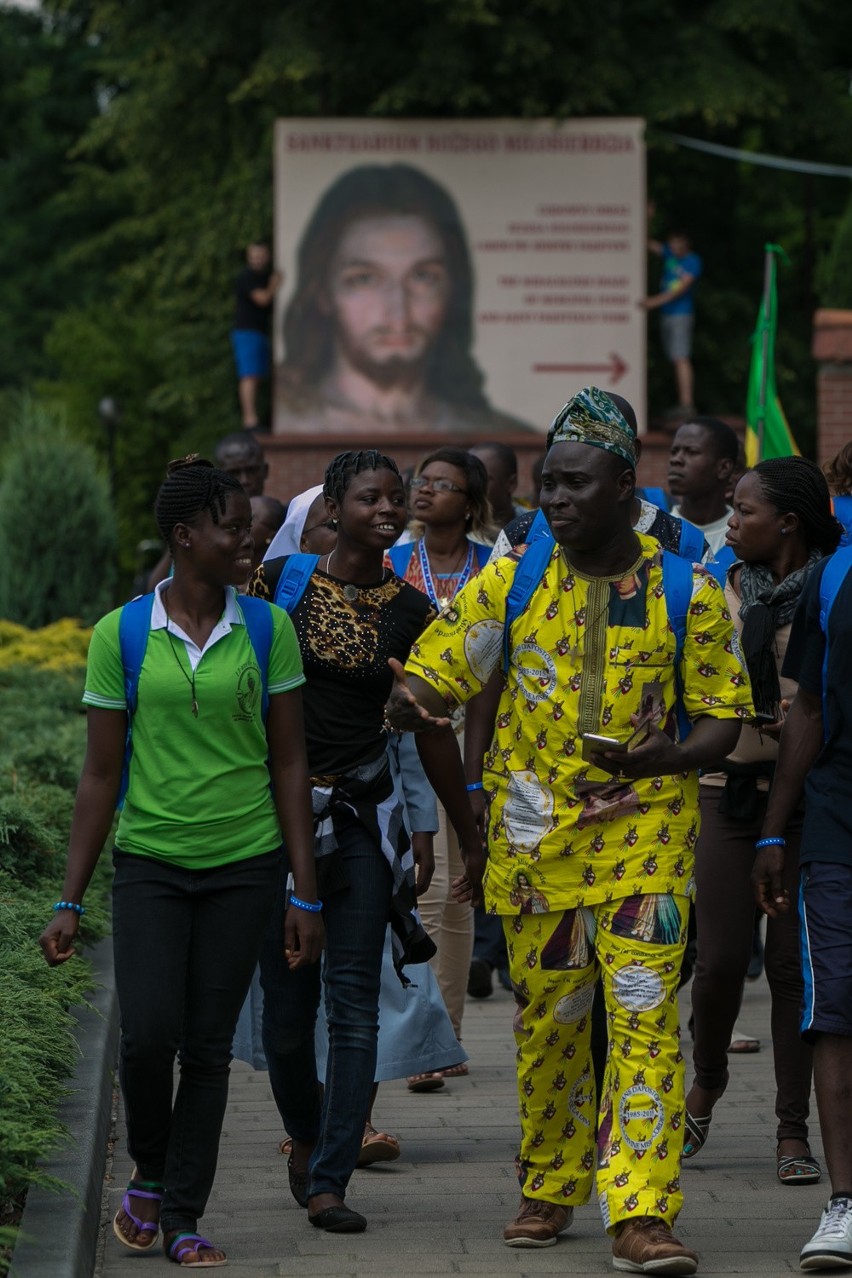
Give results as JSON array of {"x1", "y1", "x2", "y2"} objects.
[{"x1": 233, "y1": 927, "x2": 467, "y2": 1081}]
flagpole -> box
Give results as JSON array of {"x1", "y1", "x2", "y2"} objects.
[{"x1": 757, "y1": 246, "x2": 774, "y2": 462}]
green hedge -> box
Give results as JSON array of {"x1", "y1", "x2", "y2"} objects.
[{"x1": 0, "y1": 663, "x2": 110, "y2": 1268}]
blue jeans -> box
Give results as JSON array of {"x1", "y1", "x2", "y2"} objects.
[
  {"x1": 259, "y1": 814, "x2": 392, "y2": 1199},
  {"x1": 111, "y1": 847, "x2": 281, "y2": 1233}
]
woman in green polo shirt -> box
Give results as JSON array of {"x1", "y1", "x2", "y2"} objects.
[{"x1": 39, "y1": 456, "x2": 323, "y2": 1269}]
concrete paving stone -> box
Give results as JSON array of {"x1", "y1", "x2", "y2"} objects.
[{"x1": 93, "y1": 973, "x2": 824, "y2": 1278}]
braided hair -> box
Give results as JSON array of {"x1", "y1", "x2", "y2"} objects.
[
  {"x1": 155, "y1": 455, "x2": 244, "y2": 544},
  {"x1": 323, "y1": 450, "x2": 402, "y2": 506},
  {"x1": 753, "y1": 456, "x2": 842, "y2": 556}
]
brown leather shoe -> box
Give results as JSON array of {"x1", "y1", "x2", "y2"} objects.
[
  {"x1": 503, "y1": 1196, "x2": 573, "y2": 1248},
  {"x1": 612, "y1": 1216, "x2": 699, "y2": 1274}
]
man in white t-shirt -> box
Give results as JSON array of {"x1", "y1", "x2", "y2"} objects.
[{"x1": 668, "y1": 416, "x2": 739, "y2": 555}]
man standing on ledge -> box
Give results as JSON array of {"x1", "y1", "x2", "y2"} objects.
[
  {"x1": 640, "y1": 231, "x2": 702, "y2": 416},
  {"x1": 387, "y1": 387, "x2": 750, "y2": 1275},
  {"x1": 231, "y1": 240, "x2": 282, "y2": 430}
]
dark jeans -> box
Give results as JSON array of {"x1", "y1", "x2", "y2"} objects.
[
  {"x1": 112, "y1": 847, "x2": 280, "y2": 1234},
  {"x1": 260, "y1": 814, "x2": 392, "y2": 1200},
  {"x1": 473, "y1": 904, "x2": 508, "y2": 971},
  {"x1": 691, "y1": 788, "x2": 812, "y2": 1142}
]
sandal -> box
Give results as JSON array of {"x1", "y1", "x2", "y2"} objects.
[
  {"x1": 406, "y1": 1072, "x2": 445, "y2": 1093},
  {"x1": 165, "y1": 1232, "x2": 227, "y2": 1268},
  {"x1": 112, "y1": 1171, "x2": 164, "y2": 1252},
  {"x1": 357, "y1": 1122, "x2": 401, "y2": 1167},
  {"x1": 439, "y1": 1062, "x2": 469, "y2": 1078},
  {"x1": 777, "y1": 1145, "x2": 822, "y2": 1186},
  {"x1": 683, "y1": 1111, "x2": 712, "y2": 1159},
  {"x1": 729, "y1": 1024, "x2": 761, "y2": 1053}
]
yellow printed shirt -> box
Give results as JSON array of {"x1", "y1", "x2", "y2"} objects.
[{"x1": 405, "y1": 534, "x2": 753, "y2": 914}]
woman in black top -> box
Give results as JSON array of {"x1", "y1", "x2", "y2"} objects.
[{"x1": 251, "y1": 449, "x2": 479, "y2": 1232}]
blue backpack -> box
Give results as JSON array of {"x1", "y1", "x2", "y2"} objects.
[
  {"x1": 502, "y1": 536, "x2": 695, "y2": 741},
  {"x1": 817, "y1": 543, "x2": 852, "y2": 737},
  {"x1": 832, "y1": 495, "x2": 852, "y2": 547},
  {"x1": 116, "y1": 592, "x2": 274, "y2": 807},
  {"x1": 703, "y1": 543, "x2": 736, "y2": 587}
]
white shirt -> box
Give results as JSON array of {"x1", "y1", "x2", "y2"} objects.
[{"x1": 670, "y1": 504, "x2": 733, "y2": 556}]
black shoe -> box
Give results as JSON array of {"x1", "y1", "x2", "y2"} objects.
[
  {"x1": 308, "y1": 1205, "x2": 367, "y2": 1233},
  {"x1": 287, "y1": 1153, "x2": 309, "y2": 1208},
  {"x1": 467, "y1": 956, "x2": 493, "y2": 999}
]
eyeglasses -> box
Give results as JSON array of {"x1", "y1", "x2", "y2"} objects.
[
  {"x1": 303, "y1": 520, "x2": 336, "y2": 536},
  {"x1": 410, "y1": 476, "x2": 468, "y2": 495}
]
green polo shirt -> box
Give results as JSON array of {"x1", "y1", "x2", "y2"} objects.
[{"x1": 83, "y1": 589, "x2": 304, "y2": 868}]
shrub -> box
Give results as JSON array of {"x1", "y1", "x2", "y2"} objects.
[{"x1": 0, "y1": 398, "x2": 116, "y2": 627}]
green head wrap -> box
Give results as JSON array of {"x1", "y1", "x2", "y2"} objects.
[{"x1": 545, "y1": 386, "x2": 637, "y2": 468}]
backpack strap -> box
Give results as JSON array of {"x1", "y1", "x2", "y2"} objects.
[
  {"x1": 473, "y1": 541, "x2": 492, "y2": 571},
  {"x1": 703, "y1": 544, "x2": 736, "y2": 587},
  {"x1": 661, "y1": 551, "x2": 694, "y2": 742},
  {"x1": 638, "y1": 486, "x2": 671, "y2": 513},
  {"x1": 676, "y1": 517, "x2": 705, "y2": 563},
  {"x1": 386, "y1": 542, "x2": 415, "y2": 578},
  {"x1": 236, "y1": 595, "x2": 273, "y2": 721},
  {"x1": 502, "y1": 537, "x2": 558, "y2": 673},
  {"x1": 818, "y1": 546, "x2": 852, "y2": 738},
  {"x1": 116, "y1": 593, "x2": 155, "y2": 808},
  {"x1": 832, "y1": 495, "x2": 852, "y2": 546},
  {"x1": 272, "y1": 553, "x2": 320, "y2": 614},
  {"x1": 526, "y1": 508, "x2": 552, "y2": 546}
]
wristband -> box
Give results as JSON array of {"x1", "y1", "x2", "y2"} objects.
[
  {"x1": 53, "y1": 900, "x2": 85, "y2": 915},
  {"x1": 754, "y1": 837, "x2": 786, "y2": 849},
  {"x1": 289, "y1": 894, "x2": 323, "y2": 913},
  {"x1": 466, "y1": 781, "x2": 484, "y2": 792}
]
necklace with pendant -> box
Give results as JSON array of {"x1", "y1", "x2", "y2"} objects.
[
  {"x1": 164, "y1": 623, "x2": 199, "y2": 717},
  {"x1": 326, "y1": 548, "x2": 359, "y2": 602}
]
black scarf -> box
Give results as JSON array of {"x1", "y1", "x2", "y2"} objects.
[{"x1": 737, "y1": 551, "x2": 822, "y2": 717}]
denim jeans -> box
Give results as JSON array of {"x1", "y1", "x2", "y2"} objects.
[
  {"x1": 259, "y1": 813, "x2": 392, "y2": 1200},
  {"x1": 112, "y1": 847, "x2": 281, "y2": 1233}
]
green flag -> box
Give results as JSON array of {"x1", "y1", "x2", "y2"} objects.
[{"x1": 745, "y1": 244, "x2": 799, "y2": 467}]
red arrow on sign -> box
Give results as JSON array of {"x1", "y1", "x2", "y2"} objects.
[{"x1": 532, "y1": 353, "x2": 628, "y2": 384}]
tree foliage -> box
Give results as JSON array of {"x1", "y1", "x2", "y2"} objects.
[
  {"x1": 2, "y1": 0, "x2": 852, "y2": 577},
  {"x1": 0, "y1": 398, "x2": 116, "y2": 626}
]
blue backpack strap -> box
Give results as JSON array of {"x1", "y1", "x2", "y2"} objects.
[
  {"x1": 272, "y1": 553, "x2": 319, "y2": 615},
  {"x1": 502, "y1": 537, "x2": 558, "y2": 673},
  {"x1": 526, "y1": 508, "x2": 552, "y2": 545},
  {"x1": 661, "y1": 551, "x2": 694, "y2": 742},
  {"x1": 833, "y1": 495, "x2": 852, "y2": 545},
  {"x1": 387, "y1": 542, "x2": 415, "y2": 577},
  {"x1": 638, "y1": 486, "x2": 671, "y2": 513},
  {"x1": 237, "y1": 595, "x2": 274, "y2": 721},
  {"x1": 818, "y1": 546, "x2": 852, "y2": 737},
  {"x1": 473, "y1": 541, "x2": 492, "y2": 571},
  {"x1": 703, "y1": 544, "x2": 736, "y2": 587},
  {"x1": 116, "y1": 593, "x2": 155, "y2": 808},
  {"x1": 676, "y1": 517, "x2": 705, "y2": 564}
]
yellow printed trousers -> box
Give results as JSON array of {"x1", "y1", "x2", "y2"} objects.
[{"x1": 503, "y1": 893, "x2": 689, "y2": 1233}]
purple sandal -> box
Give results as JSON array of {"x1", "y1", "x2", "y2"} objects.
[
  {"x1": 112, "y1": 1176, "x2": 164, "y2": 1252},
  {"x1": 165, "y1": 1232, "x2": 228, "y2": 1268}
]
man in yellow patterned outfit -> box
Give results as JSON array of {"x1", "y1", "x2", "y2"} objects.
[{"x1": 387, "y1": 388, "x2": 752, "y2": 1276}]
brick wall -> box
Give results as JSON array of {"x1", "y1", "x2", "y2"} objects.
[
  {"x1": 813, "y1": 310, "x2": 852, "y2": 469},
  {"x1": 259, "y1": 424, "x2": 744, "y2": 508}
]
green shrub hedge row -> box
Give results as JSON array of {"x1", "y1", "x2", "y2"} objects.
[{"x1": 0, "y1": 665, "x2": 109, "y2": 1267}]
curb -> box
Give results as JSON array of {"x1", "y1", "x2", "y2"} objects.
[{"x1": 10, "y1": 937, "x2": 118, "y2": 1278}]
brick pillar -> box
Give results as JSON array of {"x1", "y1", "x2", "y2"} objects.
[{"x1": 813, "y1": 310, "x2": 852, "y2": 468}]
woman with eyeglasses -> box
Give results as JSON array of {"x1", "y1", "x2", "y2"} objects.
[{"x1": 387, "y1": 447, "x2": 495, "y2": 1080}]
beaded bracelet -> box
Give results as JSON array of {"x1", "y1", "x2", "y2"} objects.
[
  {"x1": 289, "y1": 894, "x2": 323, "y2": 913},
  {"x1": 466, "y1": 781, "x2": 484, "y2": 792},
  {"x1": 754, "y1": 837, "x2": 786, "y2": 849},
  {"x1": 53, "y1": 900, "x2": 85, "y2": 915}
]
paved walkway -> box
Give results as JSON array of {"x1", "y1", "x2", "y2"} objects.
[{"x1": 97, "y1": 974, "x2": 824, "y2": 1277}]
